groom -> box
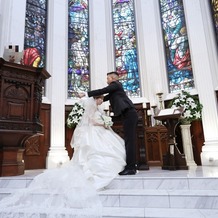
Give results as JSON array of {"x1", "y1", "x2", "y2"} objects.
[{"x1": 79, "y1": 71, "x2": 138, "y2": 175}]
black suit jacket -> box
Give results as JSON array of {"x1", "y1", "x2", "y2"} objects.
[{"x1": 88, "y1": 81, "x2": 135, "y2": 116}]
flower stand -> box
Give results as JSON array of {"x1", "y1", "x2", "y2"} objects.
[{"x1": 180, "y1": 124, "x2": 197, "y2": 167}]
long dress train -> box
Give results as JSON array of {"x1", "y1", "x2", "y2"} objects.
[
  {"x1": 0, "y1": 164, "x2": 102, "y2": 218},
  {"x1": 0, "y1": 97, "x2": 126, "y2": 217}
]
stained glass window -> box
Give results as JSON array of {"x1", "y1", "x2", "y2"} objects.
[
  {"x1": 24, "y1": 0, "x2": 47, "y2": 68},
  {"x1": 112, "y1": 0, "x2": 140, "y2": 97},
  {"x1": 210, "y1": 0, "x2": 218, "y2": 46},
  {"x1": 160, "y1": 0, "x2": 194, "y2": 93},
  {"x1": 68, "y1": 0, "x2": 89, "y2": 98}
]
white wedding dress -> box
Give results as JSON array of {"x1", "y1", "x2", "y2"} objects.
[
  {"x1": 71, "y1": 98, "x2": 126, "y2": 190},
  {"x1": 0, "y1": 98, "x2": 126, "y2": 218}
]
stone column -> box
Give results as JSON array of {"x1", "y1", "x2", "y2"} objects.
[
  {"x1": 46, "y1": 0, "x2": 69, "y2": 168},
  {"x1": 0, "y1": 0, "x2": 26, "y2": 56},
  {"x1": 89, "y1": 0, "x2": 112, "y2": 89},
  {"x1": 136, "y1": 0, "x2": 169, "y2": 103},
  {"x1": 183, "y1": 0, "x2": 218, "y2": 165}
]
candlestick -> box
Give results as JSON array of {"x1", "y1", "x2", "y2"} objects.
[
  {"x1": 151, "y1": 105, "x2": 158, "y2": 126},
  {"x1": 151, "y1": 105, "x2": 157, "y2": 116},
  {"x1": 156, "y1": 92, "x2": 164, "y2": 110}
]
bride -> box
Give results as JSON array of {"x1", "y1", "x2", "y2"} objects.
[
  {"x1": 70, "y1": 95, "x2": 126, "y2": 190},
  {"x1": 0, "y1": 96, "x2": 126, "y2": 218}
]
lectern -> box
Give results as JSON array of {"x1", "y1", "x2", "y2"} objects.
[
  {"x1": 154, "y1": 108, "x2": 188, "y2": 170},
  {"x1": 0, "y1": 58, "x2": 50, "y2": 176}
]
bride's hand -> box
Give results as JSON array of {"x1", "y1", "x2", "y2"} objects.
[{"x1": 78, "y1": 92, "x2": 86, "y2": 98}]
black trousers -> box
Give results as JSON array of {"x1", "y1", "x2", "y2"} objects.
[{"x1": 122, "y1": 108, "x2": 138, "y2": 169}]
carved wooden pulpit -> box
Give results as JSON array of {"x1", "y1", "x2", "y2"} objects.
[
  {"x1": 154, "y1": 108, "x2": 188, "y2": 170},
  {"x1": 0, "y1": 58, "x2": 50, "y2": 176}
]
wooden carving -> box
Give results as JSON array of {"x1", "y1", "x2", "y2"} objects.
[{"x1": 0, "y1": 58, "x2": 50, "y2": 176}]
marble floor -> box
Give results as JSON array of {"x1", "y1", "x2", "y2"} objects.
[
  {"x1": 103, "y1": 166, "x2": 218, "y2": 218},
  {"x1": 9, "y1": 165, "x2": 218, "y2": 179},
  {"x1": 1, "y1": 165, "x2": 217, "y2": 178},
  {"x1": 1, "y1": 166, "x2": 218, "y2": 218},
  {"x1": 137, "y1": 165, "x2": 218, "y2": 178}
]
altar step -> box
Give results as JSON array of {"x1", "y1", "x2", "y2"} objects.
[
  {"x1": 100, "y1": 166, "x2": 218, "y2": 218},
  {"x1": 1, "y1": 167, "x2": 218, "y2": 217},
  {"x1": 102, "y1": 207, "x2": 218, "y2": 218},
  {"x1": 100, "y1": 189, "x2": 218, "y2": 217}
]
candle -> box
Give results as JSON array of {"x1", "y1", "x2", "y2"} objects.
[
  {"x1": 142, "y1": 102, "x2": 147, "y2": 108},
  {"x1": 147, "y1": 110, "x2": 152, "y2": 116}
]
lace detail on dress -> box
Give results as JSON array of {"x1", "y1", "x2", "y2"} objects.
[{"x1": 0, "y1": 165, "x2": 102, "y2": 218}]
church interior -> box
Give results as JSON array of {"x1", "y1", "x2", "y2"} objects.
[{"x1": 1, "y1": 0, "x2": 218, "y2": 217}]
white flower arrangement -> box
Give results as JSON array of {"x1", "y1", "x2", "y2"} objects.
[
  {"x1": 67, "y1": 102, "x2": 85, "y2": 128},
  {"x1": 170, "y1": 90, "x2": 203, "y2": 124},
  {"x1": 101, "y1": 114, "x2": 113, "y2": 128}
]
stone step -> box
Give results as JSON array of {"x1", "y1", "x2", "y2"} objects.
[
  {"x1": 2, "y1": 187, "x2": 218, "y2": 210},
  {"x1": 1, "y1": 176, "x2": 218, "y2": 191},
  {"x1": 107, "y1": 176, "x2": 218, "y2": 190},
  {"x1": 1, "y1": 170, "x2": 218, "y2": 191},
  {"x1": 1, "y1": 167, "x2": 218, "y2": 217},
  {"x1": 99, "y1": 189, "x2": 218, "y2": 209},
  {"x1": 0, "y1": 169, "x2": 43, "y2": 189},
  {"x1": 102, "y1": 207, "x2": 218, "y2": 218},
  {"x1": 0, "y1": 178, "x2": 32, "y2": 189}
]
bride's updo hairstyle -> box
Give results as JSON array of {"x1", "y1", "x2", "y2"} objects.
[{"x1": 78, "y1": 97, "x2": 103, "y2": 127}]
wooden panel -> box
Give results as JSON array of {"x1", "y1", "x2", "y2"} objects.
[
  {"x1": 190, "y1": 120, "x2": 204, "y2": 165},
  {"x1": 145, "y1": 126, "x2": 168, "y2": 166},
  {"x1": 23, "y1": 103, "x2": 51, "y2": 169},
  {"x1": 0, "y1": 148, "x2": 25, "y2": 176},
  {"x1": 0, "y1": 58, "x2": 50, "y2": 176}
]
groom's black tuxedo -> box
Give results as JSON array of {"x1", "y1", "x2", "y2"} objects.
[
  {"x1": 88, "y1": 81, "x2": 134, "y2": 116},
  {"x1": 88, "y1": 81, "x2": 138, "y2": 172}
]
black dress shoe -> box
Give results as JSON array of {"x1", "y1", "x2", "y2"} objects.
[{"x1": 119, "y1": 168, "x2": 136, "y2": 175}]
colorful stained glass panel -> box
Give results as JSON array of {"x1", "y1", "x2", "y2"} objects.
[
  {"x1": 24, "y1": 0, "x2": 47, "y2": 68},
  {"x1": 160, "y1": 0, "x2": 194, "y2": 93},
  {"x1": 68, "y1": 0, "x2": 89, "y2": 98},
  {"x1": 210, "y1": 0, "x2": 218, "y2": 46},
  {"x1": 112, "y1": 0, "x2": 140, "y2": 97}
]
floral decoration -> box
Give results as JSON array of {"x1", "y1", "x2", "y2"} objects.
[
  {"x1": 101, "y1": 114, "x2": 113, "y2": 128},
  {"x1": 170, "y1": 90, "x2": 203, "y2": 124},
  {"x1": 67, "y1": 102, "x2": 85, "y2": 128}
]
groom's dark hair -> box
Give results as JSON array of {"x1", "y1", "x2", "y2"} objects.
[{"x1": 107, "y1": 71, "x2": 119, "y2": 77}]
